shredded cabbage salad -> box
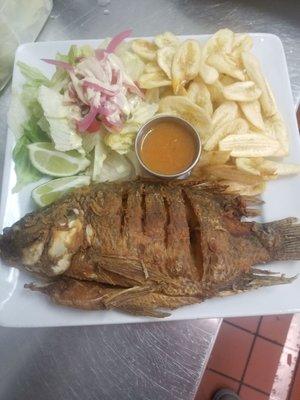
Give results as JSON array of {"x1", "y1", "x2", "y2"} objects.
[{"x1": 9, "y1": 29, "x2": 158, "y2": 194}]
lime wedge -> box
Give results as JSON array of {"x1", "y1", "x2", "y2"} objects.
[
  {"x1": 32, "y1": 175, "x2": 91, "y2": 207},
  {"x1": 28, "y1": 142, "x2": 90, "y2": 177}
]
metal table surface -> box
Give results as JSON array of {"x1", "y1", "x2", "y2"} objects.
[{"x1": 0, "y1": 1, "x2": 299, "y2": 399}]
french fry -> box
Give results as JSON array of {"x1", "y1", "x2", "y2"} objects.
[
  {"x1": 235, "y1": 157, "x2": 300, "y2": 179},
  {"x1": 199, "y1": 60, "x2": 219, "y2": 84},
  {"x1": 131, "y1": 39, "x2": 157, "y2": 61},
  {"x1": 199, "y1": 29, "x2": 234, "y2": 84},
  {"x1": 239, "y1": 100, "x2": 265, "y2": 130},
  {"x1": 138, "y1": 72, "x2": 171, "y2": 89},
  {"x1": 157, "y1": 46, "x2": 175, "y2": 79},
  {"x1": 212, "y1": 101, "x2": 239, "y2": 129},
  {"x1": 221, "y1": 180, "x2": 266, "y2": 196},
  {"x1": 223, "y1": 81, "x2": 262, "y2": 102},
  {"x1": 145, "y1": 88, "x2": 160, "y2": 103},
  {"x1": 219, "y1": 133, "x2": 280, "y2": 157},
  {"x1": 207, "y1": 53, "x2": 245, "y2": 81},
  {"x1": 194, "y1": 150, "x2": 231, "y2": 169},
  {"x1": 187, "y1": 80, "x2": 213, "y2": 116},
  {"x1": 264, "y1": 112, "x2": 289, "y2": 156},
  {"x1": 231, "y1": 33, "x2": 253, "y2": 65},
  {"x1": 236, "y1": 157, "x2": 263, "y2": 176},
  {"x1": 154, "y1": 32, "x2": 180, "y2": 49},
  {"x1": 172, "y1": 40, "x2": 201, "y2": 94},
  {"x1": 202, "y1": 164, "x2": 264, "y2": 185},
  {"x1": 159, "y1": 95, "x2": 212, "y2": 139},
  {"x1": 144, "y1": 62, "x2": 161, "y2": 74},
  {"x1": 257, "y1": 160, "x2": 300, "y2": 176},
  {"x1": 219, "y1": 74, "x2": 237, "y2": 86},
  {"x1": 207, "y1": 80, "x2": 225, "y2": 104},
  {"x1": 159, "y1": 86, "x2": 174, "y2": 98},
  {"x1": 232, "y1": 33, "x2": 253, "y2": 54},
  {"x1": 241, "y1": 51, "x2": 276, "y2": 117},
  {"x1": 204, "y1": 29, "x2": 234, "y2": 56},
  {"x1": 205, "y1": 118, "x2": 249, "y2": 151}
]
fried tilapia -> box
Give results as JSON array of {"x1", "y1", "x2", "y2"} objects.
[{"x1": 1, "y1": 181, "x2": 300, "y2": 317}]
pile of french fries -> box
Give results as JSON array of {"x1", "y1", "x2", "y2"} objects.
[{"x1": 129, "y1": 29, "x2": 300, "y2": 195}]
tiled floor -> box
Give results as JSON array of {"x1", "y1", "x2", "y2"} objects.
[{"x1": 195, "y1": 314, "x2": 300, "y2": 400}]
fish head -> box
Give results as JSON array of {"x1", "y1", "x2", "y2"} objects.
[{"x1": 0, "y1": 204, "x2": 84, "y2": 277}]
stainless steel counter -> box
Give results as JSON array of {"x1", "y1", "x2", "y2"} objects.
[{"x1": 0, "y1": 0, "x2": 299, "y2": 399}]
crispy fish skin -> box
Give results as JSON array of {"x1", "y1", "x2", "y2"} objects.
[
  {"x1": 25, "y1": 278, "x2": 200, "y2": 318},
  {"x1": 1, "y1": 181, "x2": 300, "y2": 317}
]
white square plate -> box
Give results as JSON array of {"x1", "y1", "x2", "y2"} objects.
[{"x1": 1, "y1": 34, "x2": 300, "y2": 327}]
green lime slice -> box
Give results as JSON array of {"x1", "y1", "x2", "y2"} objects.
[
  {"x1": 28, "y1": 142, "x2": 90, "y2": 177},
  {"x1": 32, "y1": 175, "x2": 91, "y2": 207}
]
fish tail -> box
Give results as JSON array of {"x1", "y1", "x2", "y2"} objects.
[
  {"x1": 217, "y1": 270, "x2": 296, "y2": 297},
  {"x1": 262, "y1": 218, "x2": 300, "y2": 261}
]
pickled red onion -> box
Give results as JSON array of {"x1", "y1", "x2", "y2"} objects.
[
  {"x1": 42, "y1": 59, "x2": 74, "y2": 72},
  {"x1": 103, "y1": 118, "x2": 123, "y2": 132},
  {"x1": 87, "y1": 119, "x2": 101, "y2": 133},
  {"x1": 97, "y1": 105, "x2": 115, "y2": 117},
  {"x1": 111, "y1": 69, "x2": 121, "y2": 86},
  {"x1": 82, "y1": 80, "x2": 117, "y2": 96},
  {"x1": 106, "y1": 29, "x2": 132, "y2": 53},
  {"x1": 77, "y1": 105, "x2": 98, "y2": 132},
  {"x1": 95, "y1": 29, "x2": 132, "y2": 60}
]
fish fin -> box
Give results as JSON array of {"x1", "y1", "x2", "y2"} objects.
[
  {"x1": 242, "y1": 195, "x2": 264, "y2": 205},
  {"x1": 101, "y1": 285, "x2": 155, "y2": 308},
  {"x1": 117, "y1": 292, "x2": 200, "y2": 318},
  {"x1": 217, "y1": 270, "x2": 296, "y2": 297},
  {"x1": 24, "y1": 282, "x2": 53, "y2": 294},
  {"x1": 96, "y1": 254, "x2": 171, "y2": 284},
  {"x1": 244, "y1": 208, "x2": 261, "y2": 217},
  {"x1": 96, "y1": 255, "x2": 147, "y2": 283},
  {"x1": 25, "y1": 278, "x2": 122, "y2": 310},
  {"x1": 258, "y1": 218, "x2": 300, "y2": 261}
]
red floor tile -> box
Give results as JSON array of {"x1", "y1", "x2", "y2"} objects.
[
  {"x1": 239, "y1": 385, "x2": 269, "y2": 400},
  {"x1": 195, "y1": 369, "x2": 239, "y2": 400},
  {"x1": 244, "y1": 337, "x2": 282, "y2": 394},
  {"x1": 259, "y1": 314, "x2": 292, "y2": 345},
  {"x1": 225, "y1": 316, "x2": 261, "y2": 334},
  {"x1": 207, "y1": 322, "x2": 254, "y2": 380},
  {"x1": 290, "y1": 360, "x2": 300, "y2": 400}
]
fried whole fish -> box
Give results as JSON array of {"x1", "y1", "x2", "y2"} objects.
[{"x1": 1, "y1": 181, "x2": 300, "y2": 317}]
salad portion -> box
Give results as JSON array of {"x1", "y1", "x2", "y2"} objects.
[{"x1": 9, "y1": 29, "x2": 157, "y2": 205}]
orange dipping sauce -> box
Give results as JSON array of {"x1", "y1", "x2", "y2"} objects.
[{"x1": 140, "y1": 120, "x2": 198, "y2": 175}]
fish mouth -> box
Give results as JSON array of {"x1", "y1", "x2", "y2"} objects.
[{"x1": 0, "y1": 231, "x2": 21, "y2": 265}]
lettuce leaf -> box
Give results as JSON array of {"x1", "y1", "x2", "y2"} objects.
[
  {"x1": 98, "y1": 152, "x2": 133, "y2": 182},
  {"x1": 16, "y1": 61, "x2": 50, "y2": 124},
  {"x1": 23, "y1": 117, "x2": 50, "y2": 143},
  {"x1": 16, "y1": 60, "x2": 69, "y2": 128},
  {"x1": 104, "y1": 131, "x2": 136, "y2": 155},
  {"x1": 92, "y1": 135, "x2": 108, "y2": 181},
  {"x1": 7, "y1": 91, "x2": 28, "y2": 138},
  {"x1": 56, "y1": 44, "x2": 95, "y2": 65},
  {"x1": 12, "y1": 117, "x2": 50, "y2": 192},
  {"x1": 12, "y1": 135, "x2": 43, "y2": 193},
  {"x1": 17, "y1": 61, "x2": 50, "y2": 85},
  {"x1": 37, "y1": 85, "x2": 82, "y2": 152}
]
